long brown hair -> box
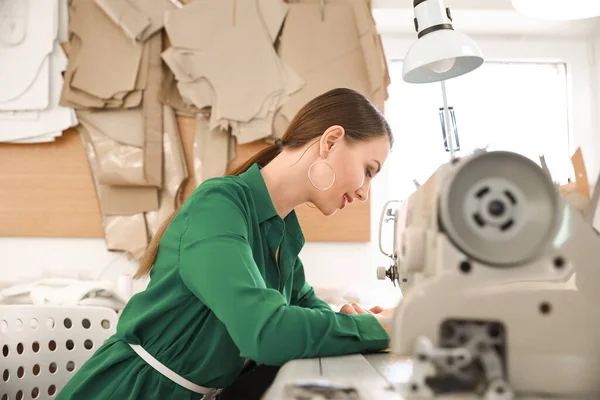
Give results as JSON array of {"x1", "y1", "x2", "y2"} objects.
[{"x1": 134, "y1": 88, "x2": 392, "y2": 279}]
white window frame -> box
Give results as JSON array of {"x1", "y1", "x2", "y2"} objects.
[{"x1": 380, "y1": 34, "x2": 598, "y2": 181}]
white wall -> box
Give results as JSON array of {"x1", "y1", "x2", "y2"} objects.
[{"x1": 2, "y1": 8, "x2": 599, "y2": 310}]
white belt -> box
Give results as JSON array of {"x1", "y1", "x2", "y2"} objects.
[{"x1": 128, "y1": 343, "x2": 222, "y2": 398}]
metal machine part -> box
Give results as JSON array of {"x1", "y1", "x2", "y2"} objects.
[
  {"x1": 377, "y1": 199, "x2": 413, "y2": 290},
  {"x1": 377, "y1": 200, "x2": 401, "y2": 287},
  {"x1": 378, "y1": 149, "x2": 600, "y2": 399},
  {"x1": 378, "y1": 200, "x2": 401, "y2": 263},
  {"x1": 439, "y1": 151, "x2": 560, "y2": 266},
  {"x1": 284, "y1": 381, "x2": 361, "y2": 400},
  {"x1": 406, "y1": 321, "x2": 513, "y2": 400}
]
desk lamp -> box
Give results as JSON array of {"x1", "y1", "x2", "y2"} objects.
[{"x1": 402, "y1": 0, "x2": 483, "y2": 158}]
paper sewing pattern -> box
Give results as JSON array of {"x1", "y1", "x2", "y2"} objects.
[
  {"x1": 163, "y1": 0, "x2": 303, "y2": 144},
  {"x1": 95, "y1": 0, "x2": 176, "y2": 43},
  {"x1": 271, "y1": 0, "x2": 390, "y2": 140},
  {"x1": 0, "y1": 0, "x2": 78, "y2": 143}
]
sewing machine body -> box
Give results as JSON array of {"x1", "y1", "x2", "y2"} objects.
[{"x1": 382, "y1": 150, "x2": 600, "y2": 398}]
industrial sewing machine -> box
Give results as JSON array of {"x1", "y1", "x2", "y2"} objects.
[
  {"x1": 264, "y1": 150, "x2": 600, "y2": 400},
  {"x1": 375, "y1": 149, "x2": 600, "y2": 399}
]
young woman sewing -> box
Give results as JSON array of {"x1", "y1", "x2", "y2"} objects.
[{"x1": 57, "y1": 88, "x2": 394, "y2": 400}]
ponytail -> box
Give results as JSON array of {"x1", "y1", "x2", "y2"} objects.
[
  {"x1": 134, "y1": 210, "x2": 178, "y2": 279},
  {"x1": 228, "y1": 141, "x2": 282, "y2": 176}
]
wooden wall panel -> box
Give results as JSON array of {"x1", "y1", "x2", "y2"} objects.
[
  {"x1": 0, "y1": 116, "x2": 370, "y2": 241},
  {"x1": 0, "y1": 128, "x2": 104, "y2": 237}
]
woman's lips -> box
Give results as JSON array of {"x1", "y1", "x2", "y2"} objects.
[{"x1": 341, "y1": 193, "x2": 354, "y2": 209}]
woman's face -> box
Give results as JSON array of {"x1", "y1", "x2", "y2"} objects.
[{"x1": 310, "y1": 129, "x2": 390, "y2": 216}]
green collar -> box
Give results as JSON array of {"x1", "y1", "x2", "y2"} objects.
[{"x1": 239, "y1": 164, "x2": 305, "y2": 247}]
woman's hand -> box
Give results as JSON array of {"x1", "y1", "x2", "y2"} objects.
[
  {"x1": 369, "y1": 305, "x2": 384, "y2": 314},
  {"x1": 372, "y1": 313, "x2": 392, "y2": 336},
  {"x1": 339, "y1": 303, "x2": 394, "y2": 316},
  {"x1": 374, "y1": 307, "x2": 396, "y2": 319},
  {"x1": 339, "y1": 303, "x2": 384, "y2": 315},
  {"x1": 339, "y1": 303, "x2": 395, "y2": 336}
]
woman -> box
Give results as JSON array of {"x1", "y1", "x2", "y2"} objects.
[{"x1": 57, "y1": 88, "x2": 394, "y2": 399}]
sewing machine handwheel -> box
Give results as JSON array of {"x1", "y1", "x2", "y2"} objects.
[{"x1": 439, "y1": 151, "x2": 560, "y2": 266}]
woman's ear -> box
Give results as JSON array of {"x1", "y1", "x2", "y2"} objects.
[{"x1": 319, "y1": 125, "x2": 345, "y2": 158}]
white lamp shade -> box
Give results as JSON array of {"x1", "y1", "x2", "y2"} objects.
[
  {"x1": 402, "y1": 29, "x2": 484, "y2": 84},
  {"x1": 511, "y1": 0, "x2": 600, "y2": 21}
]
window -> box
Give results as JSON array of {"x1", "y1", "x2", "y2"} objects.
[{"x1": 384, "y1": 60, "x2": 571, "y2": 201}]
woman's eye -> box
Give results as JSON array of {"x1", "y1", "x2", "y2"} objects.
[{"x1": 366, "y1": 169, "x2": 373, "y2": 178}]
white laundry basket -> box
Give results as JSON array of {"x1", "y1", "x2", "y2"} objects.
[{"x1": 0, "y1": 305, "x2": 118, "y2": 400}]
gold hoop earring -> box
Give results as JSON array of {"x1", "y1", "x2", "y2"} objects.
[{"x1": 308, "y1": 158, "x2": 335, "y2": 191}]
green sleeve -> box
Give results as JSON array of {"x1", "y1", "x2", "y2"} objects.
[
  {"x1": 178, "y1": 185, "x2": 389, "y2": 366},
  {"x1": 290, "y1": 258, "x2": 333, "y2": 312}
]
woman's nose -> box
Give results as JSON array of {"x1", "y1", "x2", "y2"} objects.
[{"x1": 355, "y1": 187, "x2": 368, "y2": 202}]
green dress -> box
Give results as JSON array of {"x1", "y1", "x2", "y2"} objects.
[{"x1": 56, "y1": 164, "x2": 389, "y2": 399}]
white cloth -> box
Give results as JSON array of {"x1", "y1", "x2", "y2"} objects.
[{"x1": 0, "y1": 278, "x2": 128, "y2": 311}]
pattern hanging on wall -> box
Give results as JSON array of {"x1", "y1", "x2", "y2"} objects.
[{"x1": 0, "y1": 0, "x2": 390, "y2": 259}]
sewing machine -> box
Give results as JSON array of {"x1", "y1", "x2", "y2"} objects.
[{"x1": 263, "y1": 150, "x2": 600, "y2": 399}]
